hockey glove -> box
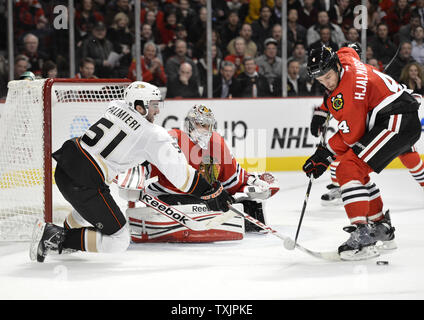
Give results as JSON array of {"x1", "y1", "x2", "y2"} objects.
[
  {"x1": 201, "y1": 181, "x2": 233, "y2": 212},
  {"x1": 310, "y1": 107, "x2": 329, "y2": 138},
  {"x1": 303, "y1": 146, "x2": 335, "y2": 179}
]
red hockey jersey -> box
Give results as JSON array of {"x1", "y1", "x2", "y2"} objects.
[
  {"x1": 319, "y1": 47, "x2": 409, "y2": 155},
  {"x1": 146, "y1": 129, "x2": 249, "y2": 195}
]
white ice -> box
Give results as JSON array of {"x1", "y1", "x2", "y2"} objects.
[{"x1": 0, "y1": 169, "x2": 423, "y2": 300}]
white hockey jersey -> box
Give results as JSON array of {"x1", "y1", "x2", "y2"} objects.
[{"x1": 79, "y1": 100, "x2": 196, "y2": 192}]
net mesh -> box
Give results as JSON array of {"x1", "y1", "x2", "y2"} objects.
[{"x1": 0, "y1": 79, "x2": 129, "y2": 241}]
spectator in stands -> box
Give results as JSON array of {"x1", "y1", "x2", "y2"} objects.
[
  {"x1": 21, "y1": 33, "x2": 49, "y2": 77},
  {"x1": 236, "y1": 56, "x2": 271, "y2": 97},
  {"x1": 255, "y1": 38, "x2": 282, "y2": 95},
  {"x1": 368, "y1": 22, "x2": 397, "y2": 66},
  {"x1": 386, "y1": 41, "x2": 415, "y2": 82},
  {"x1": 226, "y1": 23, "x2": 257, "y2": 58},
  {"x1": 224, "y1": 37, "x2": 247, "y2": 77},
  {"x1": 14, "y1": 0, "x2": 48, "y2": 40},
  {"x1": 328, "y1": 0, "x2": 354, "y2": 34},
  {"x1": 187, "y1": 6, "x2": 207, "y2": 46},
  {"x1": 197, "y1": 44, "x2": 222, "y2": 94},
  {"x1": 14, "y1": 55, "x2": 29, "y2": 80},
  {"x1": 105, "y1": 0, "x2": 133, "y2": 27},
  {"x1": 142, "y1": 9, "x2": 163, "y2": 47},
  {"x1": 75, "y1": 57, "x2": 97, "y2": 79},
  {"x1": 166, "y1": 62, "x2": 200, "y2": 98},
  {"x1": 251, "y1": 6, "x2": 274, "y2": 49},
  {"x1": 244, "y1": 0, "x2": 274, "y2": 24},
  {"x1": 398, "y1": 12, "x2": 421, "y2": 44},
  {"x1": 165, "y1": 39, "x2": 199, "y2": 85},
  {"x1": 411, "y1": 25, "x2": 424, "y2": 64},
  {"x1": 193, "y1": 28, "x2": 222, "y2": 61},
  {"x1": 285, "y1": 59, "x2": 309, "y2": 96},
  {"x1": 139, "y1": 24, "x2": 156, "y2": 56},
  {"x1": 177, "y1": 0, "x2": 197, "y2": 29},
  {"x1": 366, "y1": 0, "x2": 382, "y2": 35},
  {"x1": 383, "y1": 0, "x2": 411, "y2": 35},
  {"x1": 219, "y1": 10, "x2": 241, "y2": 51},
  {"x1": 412, "y1": 0, "x2": 424, "y2": 27},
  {"x1": 127, "y1": 42, "x2": 167, "y2": 86},
  {"x1": 212, "y1": 61, "x2": 241, "y2": 98},
  {"x1": 270, "y1": 24, "x2": 287, "y2": 57},
  {"x1": 306, "y1": 10, "x2": 346, "y2": 48},
  {"x1": 41, "y1": 60, "x2": 57, "y2": 79},
  {"x1": 164, "y1": 23, "x2": 194, "y2": 63},
  {"x1": 140, "y1": 0, "x2": 164, "y2": 27},
  {"x1": 79, "y1": 21, "x2": 115, "y2": 78},
  {"x1": 158, "y1": 8, "x2": 178, "y2": 46},
  {"x1": 368, "y1": 58, "x2": 381, "y2": 70},
  {"x1": 308, "y1": 25, "x2": 339, "y2": 52},
  {"x1": 107, "y1": 12, "x2": 133, "y2": 77},
  {"x1": 297, "y1": 0, "x2": 318, "y2": 29},
  {"x1": 345, "y1": 26, "x2": 360, "y2": 44},
  {"x1": 75, "y1": 0, "x2": 105, "y2": 44},
  {"x1": 290, "y1": 42, "x2": 309, "y2": 82},
  {"x1": 287, "y1": 8, "x2": 307, "y2": 50},
  {"x1": 365, "y1": 45, "x2": 383, "y2": 71},
  {"x1": 399, "y1": 62, "x2": 424, "y2": 94}
]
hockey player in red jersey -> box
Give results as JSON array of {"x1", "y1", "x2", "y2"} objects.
[
  {"x1": 303, "y1": 45, "x2": 422, "y2": 260},
  {"x1": 119, "y1": 104, "x2": 279, "y2": 237}
]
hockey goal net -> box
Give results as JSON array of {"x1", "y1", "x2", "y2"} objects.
[{"x1": 0, "y1": 78, "x2": 130, "y2": 241}]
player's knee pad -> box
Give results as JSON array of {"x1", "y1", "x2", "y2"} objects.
[
  {"x1": 336, "y1": 150, "x2": 372, "y2": 187},
  {"x1": 97, "y1": 223, "x2": 130, "y2": 253},
  {"x1": 64, "y1": 209, "x2": 92, "y2": 229}
]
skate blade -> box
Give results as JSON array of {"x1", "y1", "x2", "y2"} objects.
[
  {"x1": 29, "y1": 220, "x2": 46, "y2": 261},
  {"x1": 340, "y1": 245, "x2": 380, "y2": 261},
  {"x1": 376, "y1": 239, "x2": 397, "y2": 251}
]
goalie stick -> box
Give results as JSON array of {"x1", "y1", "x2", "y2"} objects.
[{"x1": 227, "y1": 204, "x2": 341, "y2": 261}]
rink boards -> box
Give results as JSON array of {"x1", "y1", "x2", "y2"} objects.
[{"x1": 156, "y1": 97, "x2": 424, "y2": 172}]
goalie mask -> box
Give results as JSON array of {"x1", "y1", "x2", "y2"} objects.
[
  {"x1": 184, "y1": 105, "x2": 217, "y2": 149},
  {"x1": 124, "y1": 81, "x2": 163, "y2": 116}
]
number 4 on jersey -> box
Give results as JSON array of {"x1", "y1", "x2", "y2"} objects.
[{"x1": 338, "y1": 120, "x2": 350, "y2": 133}]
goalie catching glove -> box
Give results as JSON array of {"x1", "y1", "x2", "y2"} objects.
[{"x1": 303, "y1": 146, "x2": 335, "y2": 179}]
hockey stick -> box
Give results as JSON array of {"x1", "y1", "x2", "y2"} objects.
[
  {"x1": 294, "y1": 113, "x2": 332, "y2": 246},
  {"x1": 228, "y1": 204, "x2": 341, "y2": 261}
]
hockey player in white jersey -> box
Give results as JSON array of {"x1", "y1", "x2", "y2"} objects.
[{"x1": 29, "y1": 81, "x2": 232, "y2": 262}]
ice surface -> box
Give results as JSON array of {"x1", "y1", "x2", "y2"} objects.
[{"x1": 0, "y1": 169, "x2": 423, "y2": 300}]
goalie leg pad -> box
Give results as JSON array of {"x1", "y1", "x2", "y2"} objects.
[
  {"x1": 128, "y1": 203, "x2": 244, "y2": 243},
  {"x1": 241, "y1": 200, "x2": 267, "y2": 233}
]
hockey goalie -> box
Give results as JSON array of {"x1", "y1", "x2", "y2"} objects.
[{"x1": 115, "y1": 104, "x2": 280, "y2": 243}]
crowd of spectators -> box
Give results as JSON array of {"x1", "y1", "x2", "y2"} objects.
[{"x1": 1, "y1": 0, "x2": 424, "y2": 99}]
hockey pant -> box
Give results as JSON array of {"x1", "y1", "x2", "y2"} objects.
[
  {"x1": 53, "y1": 138, "x2": 129, "y2": 253},
  {"x1": 334, "y1": 111, "x2": 421, "y2": 224}
]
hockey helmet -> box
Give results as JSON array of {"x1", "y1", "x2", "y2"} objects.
[
  {"x1": 307, "y1": 46, "x2": 340, "y2": 78},
  {"x1": 184, "y1": 105, "x2": 216, "y2": 149},
  {"x1": 124, "y1": 81, "x2": 162, "y2": 115},
  {"x1": 341, "y1": 42, "x2": 362, "y2": 56}
]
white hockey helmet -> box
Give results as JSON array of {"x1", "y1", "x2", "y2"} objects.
[
  {"x1": 124, "y1": 81, "x2": 162, "y2": 115},
  {"x1": 184, "y1": 105, "x2": 216, "y2": 149}
]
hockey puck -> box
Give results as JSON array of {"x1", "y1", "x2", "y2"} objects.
[
  {"x1": 283, "y1": 238, "x2": 296, "y2": 250},
  {"x1": 376, "y1": 260, "x2": 389, "y2": 265}
]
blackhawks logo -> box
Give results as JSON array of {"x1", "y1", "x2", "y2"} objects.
[
  {"x1": 331, "y1": 93, "x2": 344, "y2": 111},
  {"x1": 199, "y1": 156, "x2": 220, "y2": 184}
]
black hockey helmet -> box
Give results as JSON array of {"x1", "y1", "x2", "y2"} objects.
[{"x1": 307, "y1": 46, "x2": 340, "y2": 78}]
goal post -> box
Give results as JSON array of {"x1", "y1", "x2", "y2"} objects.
[{"x1": 0, "y1": 78, "x2": 130, "y2": 241}]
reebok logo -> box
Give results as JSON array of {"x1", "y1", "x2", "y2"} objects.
[{"x1": 140, "y1": 194, "x2": 189, "y2": 225}]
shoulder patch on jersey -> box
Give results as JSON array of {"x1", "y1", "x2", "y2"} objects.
[{"x1": 331, "y1": 93, "x2": 344, "y2": 111}]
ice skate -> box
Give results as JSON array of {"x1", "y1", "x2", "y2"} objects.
[
  {"x1": 371, "y1": 210, "x2": 397, "y2": 251},
  {"x1": 29, "y1": 220, "x2": 66, "y2": 263},
  {"x1": 321, "y1": 184, "x2": 343, "y2": 206},
  {"x1": 338, "y1": 224, "x2": 379, "y2": 261}
]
